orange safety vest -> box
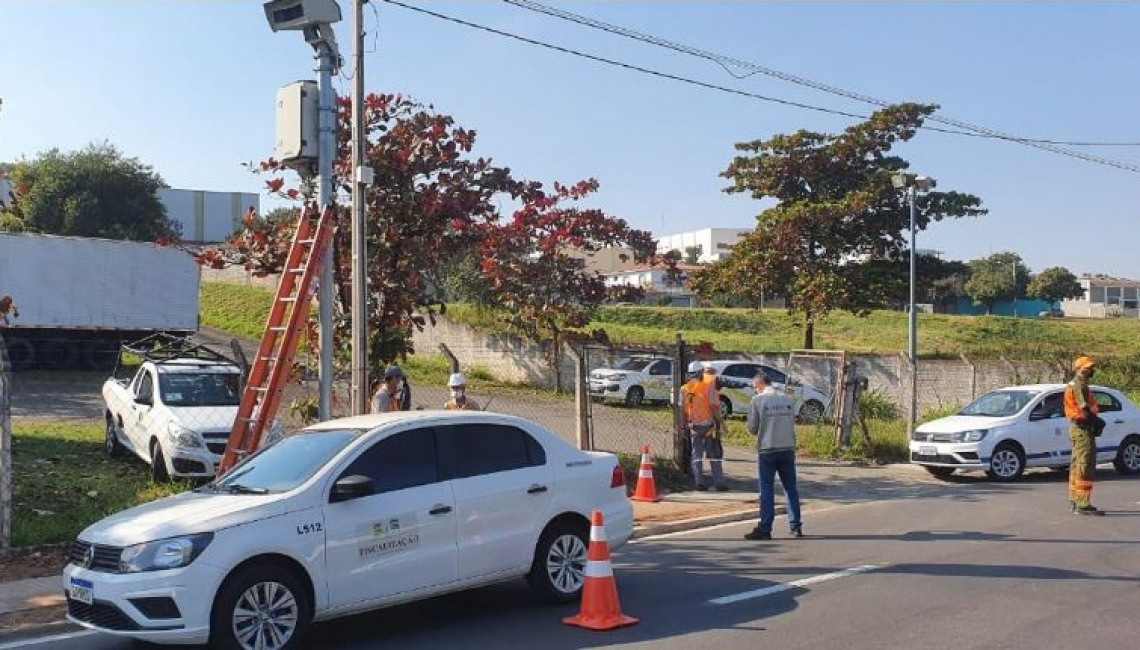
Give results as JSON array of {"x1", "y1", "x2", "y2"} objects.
[
  {"x1": 1063, "y1": 380, "x2": 1098, "y2": 421},
  {"x1": 682, "y1": 378, "x2": 717, "y2": 424}
]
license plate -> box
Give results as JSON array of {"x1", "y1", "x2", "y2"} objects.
[
  {"x1": 69, "y1": 577, "x2": 93, "y2": 605},
  {"x1": 918, "y1": 445, "x2": 937, "y2": 456}
]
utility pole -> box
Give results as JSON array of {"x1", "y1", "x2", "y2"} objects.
[
  {"x1": 350, "y1": 0, "x2": 370, "y2": 414},
  {"x1": 316, "y1": 41, "x2": 337, "y2": 422}
]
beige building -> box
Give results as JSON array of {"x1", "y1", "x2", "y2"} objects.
[{"x1": 1061, "y1": 275, "x2": 1140, "y2": 318}]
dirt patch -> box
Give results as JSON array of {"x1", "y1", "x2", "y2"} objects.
[
  {"x1": 0, "y1": 604, "x2": 68, "y2": 633},
  {"x1": 0, "y1": 546, "x2": 70, "y2": 582},
  {"x1": 634, "y1": 500, "x2": 755, "y2": 525}
]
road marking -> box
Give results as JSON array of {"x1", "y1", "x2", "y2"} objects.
[
  {"x1": 0, "y1": 630, "x2": 96, "y2": 649},
  {"x1": 709, "y1": 564, "x2": 881, "y2": 605}
]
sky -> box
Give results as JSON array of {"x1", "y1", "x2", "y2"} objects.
[{"x1": 2, "y1": 1, "x2": 1139, "y2": 278}]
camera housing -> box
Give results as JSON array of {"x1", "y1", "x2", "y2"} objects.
[{"x1": 263, "y1": 0, "x2": 342, "y2": 32}]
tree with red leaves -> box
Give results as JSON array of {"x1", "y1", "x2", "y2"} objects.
[{"x1": 197, "y1": 93, "x2": 661, "y2": 387}]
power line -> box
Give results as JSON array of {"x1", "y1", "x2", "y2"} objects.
[
  {"x1": 380, "y1": 0, "x2": 872, "y2": 121},
  {"x1": 503, "y1": 0, "x2": 1140, "y2": 169}
]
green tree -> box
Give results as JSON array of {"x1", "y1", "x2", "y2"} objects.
[
  {"x1": 691, "y1": 103, "x2": 986, "y2": 348},
  {"x1": 683, "y1": 245, "x2": 702, "y2": 264},
  {"x1": 1027, "y1": 266, "x2": 1084, "y2": 306},
  {"x1": 199, "y1": 93, "x2": 657, "y2": 384},
  {"x1": 3, "y1": 143, "x2": 175, "y2": 240},
  {"x1": 964, "y1": 252, "x2": 1026, "y2": 314}
]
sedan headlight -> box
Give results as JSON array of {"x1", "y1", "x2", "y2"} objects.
[
  {"x1": 952, "y1": 430, "x2": 989, "y2": 442},
  {"x1": 604, "y1": 373, "x2": 627, "y2": 381},
  {"x1": 166, "y1": 421, "x2": 203, "y2": 448},
  {"x1": 119, "y1": 533, "x2": 214, "y2": 573}
]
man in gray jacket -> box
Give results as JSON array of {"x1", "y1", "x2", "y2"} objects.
[{"x1": 744, "y1": 372, "x2": 803, "y2": 540}]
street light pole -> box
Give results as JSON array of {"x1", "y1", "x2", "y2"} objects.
[
  {"x1": 893, "y1": 173, "x2": 933, "y2": 438},
  {"x1": 908, "y1": 185, "x2": 917, "y2": 365},
  {"x1": 907, "y1": 185, "x2": 918, "y2": 438}
]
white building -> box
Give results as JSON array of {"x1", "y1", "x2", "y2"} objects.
[
  {"x1": 656, "y1": 228, "x2": 747, "y2": 263},
  {"x1": 159, "y1": 188, "x2": 258, "y2": 243}
]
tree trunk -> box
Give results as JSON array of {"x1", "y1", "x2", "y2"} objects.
[{"x1": 803, "y1": 311, "x2": 815, "y2": 350}]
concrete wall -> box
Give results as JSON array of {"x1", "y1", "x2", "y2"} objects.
[
  {"x1": 411, "y1": 316, "x2": 1065, "y2": 413},
  {"x1": 411, "y1": 317, "x2": 578, "y2": 390}
]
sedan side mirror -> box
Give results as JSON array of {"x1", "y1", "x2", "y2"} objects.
[
  {"x1": 330, "y1": 474, "x2": 375, "y2": 503},
  {"x1": 135, "y1": 394, "x2": 152, "y2": 406}
]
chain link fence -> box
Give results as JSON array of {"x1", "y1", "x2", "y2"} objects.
[
  {"x1": 1, "y1": 334, "x2": 14, "y2": 549},
  {"x1": 581, "y1": 344, "x2": 680, "y2": 462}
]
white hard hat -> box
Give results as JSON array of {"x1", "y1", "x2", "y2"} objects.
[
  {"x1": 687, "y1": 361, "x2": 704, "y2": 373},
  {"x1": 448, "y1": 372, "x2": 467, "y2": 388}
]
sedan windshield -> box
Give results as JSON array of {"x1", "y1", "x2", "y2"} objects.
[
  {"x1": 959, "y1": 390, "x2": 1036, "y2": 417},
  {"x1": 207, "y1": 430, "x2": 358, "y2": 493}
]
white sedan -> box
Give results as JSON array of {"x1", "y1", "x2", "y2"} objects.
[
  {"x1": 910, "y1": 383, "x2": 1140, "y2": 482},
  {"x1": 63, "y1": 410, "x2": 633, "y2": 649},
  {"x1": 701, "y1": 360, "x2": 831, "y2": 423}
]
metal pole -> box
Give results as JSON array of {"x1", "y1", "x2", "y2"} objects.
[
  {"x1": 317, "y1": 43, "x2": 336, "y2": 421},
  {"x1": 350, "y1": 0, "x2": 369, "y2": 415},
  {"x1": 908, "y1": 187, "x2": 918, "y2": 436},
  {"x1": 1012, "y1": 262, "x2": 1018, "y2": 318}
]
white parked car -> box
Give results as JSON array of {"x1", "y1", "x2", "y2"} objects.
[
  {"x1": 700, "y1": 360, "x2": 830, "y2": 423},
  {"x1": 909, "y1": 383, "x2": 1140, "y2": 482},
  {"x1": 588, "y1": 355, "x2": 674, "y2": 407},
  {"x1": 63, "y1": 411, "x2": 633, "y2": 649}
]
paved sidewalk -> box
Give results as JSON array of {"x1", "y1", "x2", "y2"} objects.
[{"x1": 0, "y1": 451, "x2": 940, "y2": 624}]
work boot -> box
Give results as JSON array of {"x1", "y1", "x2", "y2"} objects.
[
  {"x1": 1074, "y1": 505, "x2": 1105, "y2": 516},
  {"x1": 744, "y1": 528, "x2": 772, "y2": 541}
]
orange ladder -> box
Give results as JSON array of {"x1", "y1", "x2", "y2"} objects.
[{"x1": 217, "y1": 204, "x2": 336, "y2": 474}]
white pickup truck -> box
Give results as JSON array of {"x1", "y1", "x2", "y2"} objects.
[{"x1": 102, "y1": 338, "x2": 243, "y2": 482}]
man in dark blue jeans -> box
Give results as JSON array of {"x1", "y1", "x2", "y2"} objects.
[{"x1": 744, "y1": 373, "x2": 802, "y2": 540}]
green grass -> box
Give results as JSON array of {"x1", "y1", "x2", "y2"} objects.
[
  {"x1": 11, "y1": 421, "x2": 189, "y2": 546},
  {"x1": 202, "y1": 282, "x2": 1140, "y2": 360},
  {"x1": 199, "y1": 282, "x2": 276, "y2": 341}
]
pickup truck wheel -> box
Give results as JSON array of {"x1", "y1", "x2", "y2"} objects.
[
  {"x1": 104, "y1": 418, "x2": 124, "y2": 459},
  {"x1": 624, "y1": 386, "x2": 645, "y2": 408},
  {"x1": 150, "y1": 441, "x2": 170, "y2": 483}
]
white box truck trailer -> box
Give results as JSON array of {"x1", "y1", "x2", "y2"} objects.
[{"x1": 0, "y1": 232, "x2": 200, "y2": 369}]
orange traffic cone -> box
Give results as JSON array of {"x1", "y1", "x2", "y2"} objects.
[
  {"x1": 563, "y1": 511, "x2": 639, "y2": 631},
  {"x1": 629, "y1": 445, "x2": 661, "y2": 503}
]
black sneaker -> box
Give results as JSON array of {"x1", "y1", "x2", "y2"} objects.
[
  {"x1": 695, "y1": 485, "x2": 709, "y2": 492},
  {"x1": 791, "y1": 527, "x2": 804, "y2": 538},
  {"x1": 715, "y1": 485, "x2": 730, "y2": 492},
  {"x1": 1074, "y1": 505, "x2": 1106, "y2": 516},
  {"x1": 744, "y1": 529, "x2": 772, "y2": 541}
]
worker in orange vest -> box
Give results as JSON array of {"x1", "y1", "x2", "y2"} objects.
[
  {"x1": 679, "y1": 361, "x2": 727, "y2": 491},
  {"x1": 1063, "y1": 355, "x2": 1106, "y2": 515}
]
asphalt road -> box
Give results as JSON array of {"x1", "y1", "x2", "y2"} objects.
[{"x1": 8, "y1": 470, "x2": 1138, "y2": 650}]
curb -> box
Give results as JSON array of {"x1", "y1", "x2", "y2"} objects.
[{"x1": 632, "y1": 505, "x2": 781, "y2": 539}]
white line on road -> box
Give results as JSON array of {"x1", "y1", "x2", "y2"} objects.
[
  {"x1": 709, "y1": 564, "x2": 881, "y2": 605},
  {"x1": 0, "y1": 630, "x2": 95, "y2": 649}
]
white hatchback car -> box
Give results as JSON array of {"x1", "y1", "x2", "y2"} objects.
[
  {"x1": 63, "y1": 411, "x2": 633, "y2": 649},
  {"x1": 910, "y1": 383, "x2": 1140, "y2": 482},
  {"x1": 700, "y1": 360, "x2": 830, "y2": 423}
]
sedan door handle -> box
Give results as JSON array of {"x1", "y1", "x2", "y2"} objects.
[
  {"x1": 527, "y1": 484, "x2": 548, "y2": 495},
  {"x1": 429, "y1": 504, "x2": 452, "y2": 515},
  {"x1": 1115, "y1": 419, "x2": 1125, "y2": 424}
]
